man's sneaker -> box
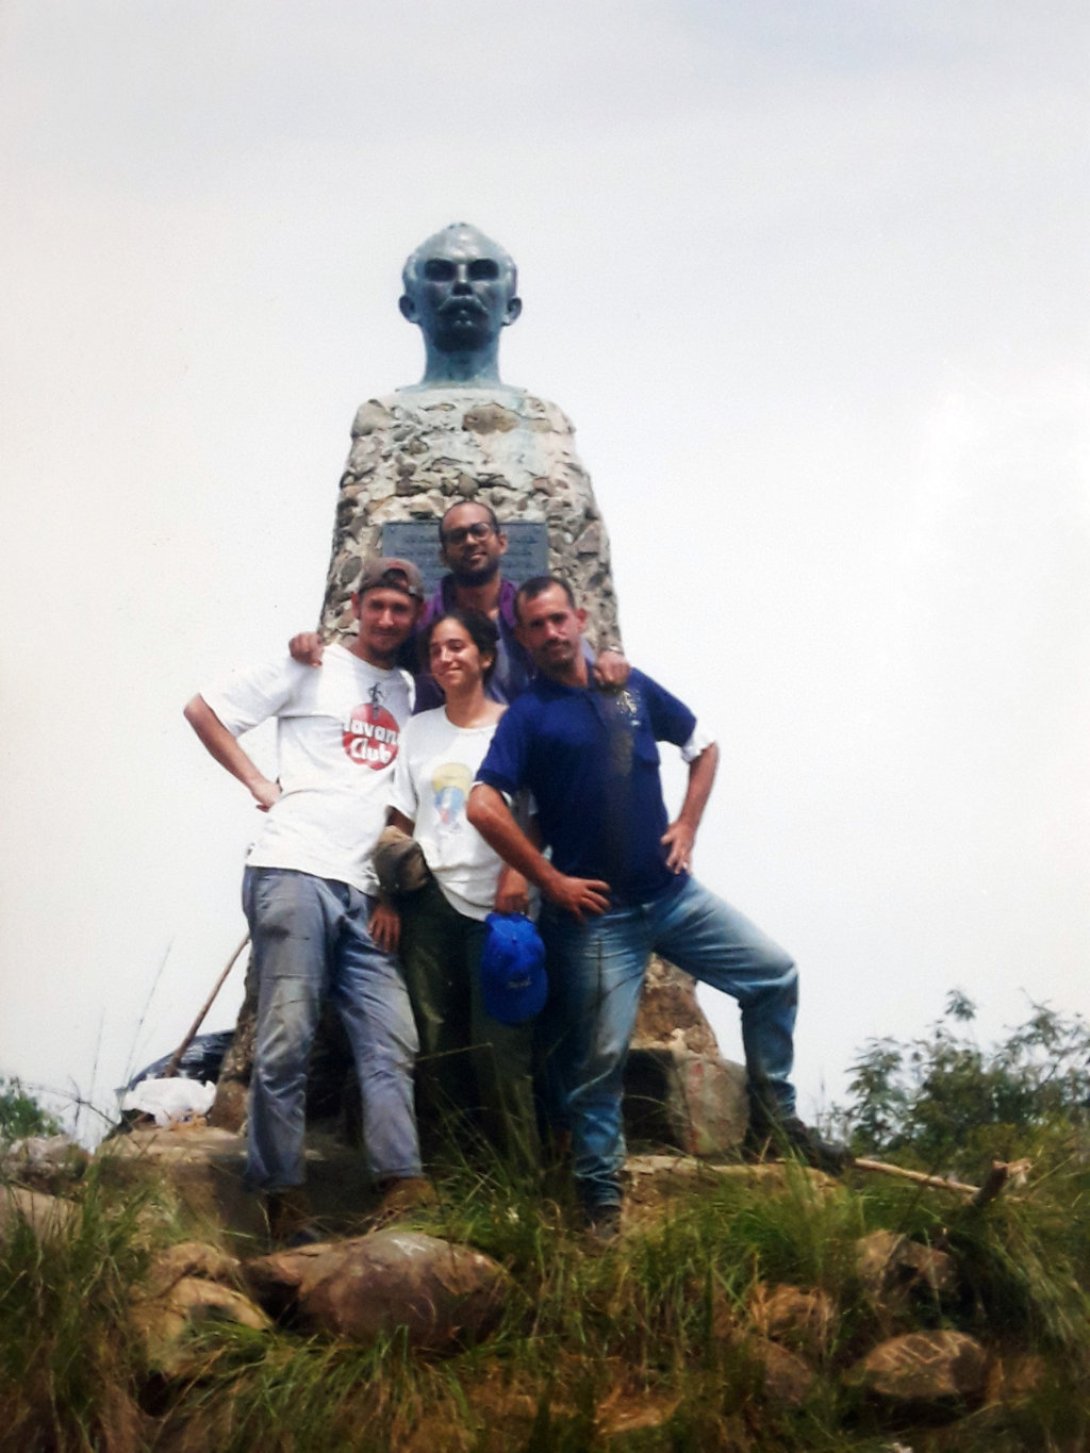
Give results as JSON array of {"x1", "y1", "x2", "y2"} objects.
[
  {"x1": 267, "y1": 1188, "x2": 323, "y2": 1248},
  {"x1": 584, "y1": 1203, "x2": 622, "y2": 1246},
  {"x1": 370, "y1": 1175, "x2": 438, "y2": 1228},
  {"x1": 742, "y1": 1116, "x2": 853, "y2": 1177}
]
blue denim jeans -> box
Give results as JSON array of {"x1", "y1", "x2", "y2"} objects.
[
  {"x1": 242, "y1": 866, "x2": 421, "y2": 1192},
  {"x1": 541, "y1": 874, "x2": 798, "y2": 1209}
]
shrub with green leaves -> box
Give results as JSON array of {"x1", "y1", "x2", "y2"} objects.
[
  {"x1": 832, "y1": 991, "x2": 1090, "y2": 1173},
  {"x1": 0, "y1": 1075, "x2": 62, "y2": 1146}
]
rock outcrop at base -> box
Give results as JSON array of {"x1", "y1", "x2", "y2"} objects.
[
  {"x1": 244, "y1": 1230, "x2": 510, "y2": 1350},
  {"x1": 845, "y1": 1329, "x2": 990, "y2": 1405},
  {"x1": 131, "y1": 1272, "x2": 271, "y2": 1378},
  {"x1": 0, "y1": 1183, "x2": 78, "y2": 1243}
]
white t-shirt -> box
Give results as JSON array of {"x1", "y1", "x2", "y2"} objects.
[
  {"x1": 202, "y1": 643, "x2": 413, "y2": 894},
  {"x1": 388, "y1": 708, "x2": 507, "y2": 920}
]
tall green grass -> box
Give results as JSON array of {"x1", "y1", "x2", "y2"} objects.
[
  {"x1": 0, "y1": 1164, "x2": 162, "y2": 1451},
  {"x1": 2, "y1": 1139, "x2": 1089, "y2": 1450}
]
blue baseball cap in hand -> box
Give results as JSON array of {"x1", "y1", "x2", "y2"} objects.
[{"x1": 480, "y1": 912, "x2": 548, "y2": 1025}]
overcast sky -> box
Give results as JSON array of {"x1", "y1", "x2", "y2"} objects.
[{"x1": 2, "y1": 0, "x2": 1087, "y2": 1142}]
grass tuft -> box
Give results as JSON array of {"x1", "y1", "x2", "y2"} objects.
[{"x1": 0, "y1": 1162, "x2": 161, "y2": 1451}]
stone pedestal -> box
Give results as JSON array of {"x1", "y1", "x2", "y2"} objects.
[
  {"x1": 625, "y1": 956, "x2": 747, "y2": 1156},
  {"x1": 319, "y1": 388, "x2": 622, "y2": 651}
]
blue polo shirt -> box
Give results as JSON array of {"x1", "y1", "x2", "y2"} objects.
[{"x1": 476, "y1": 667, "x2": 697, "y2": 905}]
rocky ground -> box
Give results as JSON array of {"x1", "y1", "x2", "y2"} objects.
[{"x1": 3, "y1": 1121, "x2": 1082, "y2": 1452}]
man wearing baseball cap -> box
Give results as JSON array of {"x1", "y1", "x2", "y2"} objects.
[{"x1": 184, "y1": 558, "x2": 433, "y2": 1243}]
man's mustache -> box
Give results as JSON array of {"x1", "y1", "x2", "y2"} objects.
[{"x1": 438, "y1": 296, "x2": 488, "y2": 317}]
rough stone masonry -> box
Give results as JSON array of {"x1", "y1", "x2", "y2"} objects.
[{"x1": 318, "y1": 388, "x2": 622, "y2": 654}]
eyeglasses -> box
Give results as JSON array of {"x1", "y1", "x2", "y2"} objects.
[{"x1": 442, "y1": 521, "x2": 495, "y2": 547}]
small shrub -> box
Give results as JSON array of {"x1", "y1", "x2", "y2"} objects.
[
  {"x1": 0, "y1": 1076, "x2": 62, "y2": 1146},
  {"x1": 832, "y1": 991, "x2": 1090, "y2": 1175}
]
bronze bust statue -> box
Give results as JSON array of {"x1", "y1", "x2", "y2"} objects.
[{"x1": 398, "y1": 223, "x2": 522, "y2": 390}]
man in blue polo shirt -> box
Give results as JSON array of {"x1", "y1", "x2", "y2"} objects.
[{"x1": 467, "y1": 575, "x2": 849, "y2": 1239}]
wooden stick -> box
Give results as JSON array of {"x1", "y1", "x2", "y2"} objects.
[
  {"x1": 162, "y1": 935, "x2": 250, "y2": 1079},
  {"x1": 853, "y1": 1157, "x2": 983, "y2": 1197},
  {"x1": 970, "y1": 1161, "x2": 1010, "y2": 1208},
  {"x1": 853, "y1": 1156, "x2": 1032, "y2": 1203}
]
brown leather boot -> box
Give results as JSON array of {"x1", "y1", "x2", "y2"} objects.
[
  {"x1": 266, "y1": 1187, "x2": 322, "y2": 1248},
  {"x1": 371, "y1": 1176, "x2": 437, "y2": 1228}
]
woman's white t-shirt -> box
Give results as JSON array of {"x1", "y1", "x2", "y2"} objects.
[{"x1": 388, "y1": 707, "x2": 507, "y2": 920}]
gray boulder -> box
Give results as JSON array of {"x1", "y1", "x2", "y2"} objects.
[
  {"x1": 747, "y1": 1282, "x2": 836, "y2": 1361},
  {"x1": 845, "y1": 1330, "x2": 989, "y2": 1405},
  {"x1": 0, "y1": 1133, "x2": 89, "y2": 1195},
  {"x1": 131, "y1": 1277, "x2": 271, "y2": 1378},
  {"x1": 244, "y1": 1229, "x2": 510, "y2": 1350},
  {"x1": 0, "y1": 1183, "x2": 77, "y2": 1243},
  {"x1": 624, "y1": 1046, "x2": 748, "y2": 1156},
  {"x1": 734, "y1": 1332, "x2": 816, "y2": 1409},
  {"x1": 130, "y1": 1236, "x2": 271, "y2": 1377},
  {"x1": 855, "y1": 1228, "x2": 958, "y2": 1323},
  {"x1": 143, "y1": 1238, "x2": 246, "y2": 1297}
]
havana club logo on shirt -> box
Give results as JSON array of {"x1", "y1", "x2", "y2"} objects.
[{"x1": 342, "y1": 683, "x2": 400, "y2": 770}]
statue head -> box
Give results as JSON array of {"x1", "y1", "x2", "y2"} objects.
[{"x1": 399, "y1": 223, "x2": 522, "y2": 387}]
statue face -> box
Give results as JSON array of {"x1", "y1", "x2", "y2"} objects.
[{"x1": 400, "y1": 226, "x2": 521, "y2": 354}]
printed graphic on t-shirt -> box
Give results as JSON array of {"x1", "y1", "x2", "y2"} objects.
[
  {"x1": 342, "y1": 682, "x2": 401, "y2": 770},
  {"x1": 615, "y1": 689, "x2": 642, "y2": 726},
  {"x1": 600, "y1": 684, "x2": 642, "y2": 774},
  {"x1": 431, "y1": 761, "x2": 472, "y2": 834}
]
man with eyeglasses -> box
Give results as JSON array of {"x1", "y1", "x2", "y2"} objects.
[
  {"x1": 411, "y1": 499, "x2": 535, "y2": 709},
  {"x1": 413, "y1": 498, "x2": 635, "y2": 708}
]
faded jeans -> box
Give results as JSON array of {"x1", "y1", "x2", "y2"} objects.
[
  {"x1": 242, "y1": 866, "x2": 421, "y2": 1192},
  {"x1": 541, "y1": 874, "x2": 798, "y2": 1210}
]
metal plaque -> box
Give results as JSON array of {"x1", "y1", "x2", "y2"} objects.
[{"x1": 382, "y1": 519, "x2": 549, "y2": 596}]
